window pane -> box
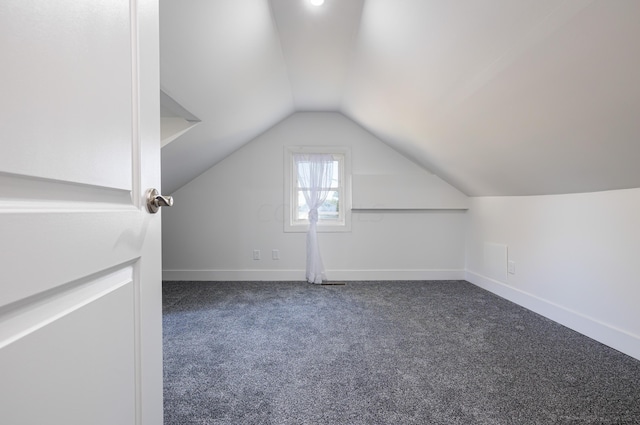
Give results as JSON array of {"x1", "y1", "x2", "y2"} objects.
[
  {"x1": 330, "y1": 161, "x2": 339, "y2": 189},
  {"x1": 296, "y1": 191, "x2": 309, "y2": 220},
  {"x1": 296, "y1": 159, "x2": 340, "y2": 189},
  {"x1": 319, "y1": 190, "x2": 339, "y2": 221},
  {"x1": 295, "y1": 190, "x2": 340, "y2": 221}
]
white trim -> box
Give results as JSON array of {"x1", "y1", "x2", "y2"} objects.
[
  {"x1": 465, "y1": 270, "x2": 640, "y2": 361},
  {"x1": 163, "y1": 269, "x2": 465, "y2": 282},
  {"x1": 328, "y1": 269, "x2": 465, "y2": 281},
  {"x1": 163, "y1": 269, "x2": 304, "y2": 281}
]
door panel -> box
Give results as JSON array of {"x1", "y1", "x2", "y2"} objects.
[
  {"x1": 1, "y1": 199, "x2": 142, "y2": 307},
  {"x1": 0, "y1": 1, "x2": 162, "y2": 424},
  {"x1": 0, "y1": 277, "x2": 136, "y2": 425},
  {"x1": 0, "y1": 0, "x2": 134, "y2": 189}
]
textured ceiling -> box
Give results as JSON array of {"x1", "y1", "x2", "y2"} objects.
[{"x1": 160, "y1": 0, "x2": 640, "y2": 196}]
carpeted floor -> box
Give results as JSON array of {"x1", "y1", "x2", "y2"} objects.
[{"x1": 163, "y1": 281, "x2": 640, "y2": 424}]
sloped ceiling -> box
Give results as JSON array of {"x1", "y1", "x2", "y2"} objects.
[{"x1": 160, "y1": 0, "x2": 640, "y2": 196}]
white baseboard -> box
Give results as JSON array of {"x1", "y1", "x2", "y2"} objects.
[
  {"x1": 162, "y1": 269, "x2": 304, "y2": 281},
  {"x1": 465, "y1": 270, "x2": 640, "y2": 361},
  {"x1": 162, "y1": 269, "x2": 465, "y2": 282},
  {"x1": 327, "y1": 269, "x2": 465, "y2": 281}
]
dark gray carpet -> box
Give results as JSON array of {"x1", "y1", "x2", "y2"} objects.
[{"x1": 163, "y1": 281, "x2": 640, "y2": 424}]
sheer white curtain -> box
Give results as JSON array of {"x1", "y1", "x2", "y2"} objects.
[{"x1": 294, "y1": 153, "x2": 334, "y2": 284}]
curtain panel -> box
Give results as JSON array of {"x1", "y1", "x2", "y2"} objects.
[{"x1": 294, "y1": 153, "x2": 334, "y2": 284}]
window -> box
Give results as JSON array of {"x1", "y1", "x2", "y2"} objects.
[{"x1": 284, "y1": 146, "x2": 351, "y2": 232}]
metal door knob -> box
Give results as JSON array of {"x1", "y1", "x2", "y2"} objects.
[{"x1": 146, "y1": 188, "x2": 173, "y2": 213}]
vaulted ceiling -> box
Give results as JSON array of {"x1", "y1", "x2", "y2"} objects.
[{"x1": 160, "y1": 0, "x2": 640, "y2": 196}]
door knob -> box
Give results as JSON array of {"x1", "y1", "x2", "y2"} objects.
[{"x1": 146, "y1": 188, "x2": 173, "y2": 213}]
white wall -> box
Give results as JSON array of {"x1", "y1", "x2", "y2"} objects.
[
  {"x1": 162, "y1": 111, "x2": 640, "y2": 360},
  {"x1": 162, "y1": 112, "x2": 467, "y2": 281},
  {"x1": 465, "y1": 188, "x2": 640, "y2": 360}
]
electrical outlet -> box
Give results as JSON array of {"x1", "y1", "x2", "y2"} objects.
[
  {"x1": 272, "y1": 249, "x2": 280, "y2": 260},
  {"x1": 508, "y1": 260, "x2": 516, "y2": 275},
  {"x1": 253, "y1": 249, "x2": 261, "y2": 260}
]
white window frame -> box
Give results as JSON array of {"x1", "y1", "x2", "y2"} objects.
[{"x1": 284, "y1": 146, "x2": 351, "y2": 233}]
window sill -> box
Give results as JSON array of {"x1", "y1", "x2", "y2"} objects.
[{"x1": 284, "y1": 222, "x2": 351, "y2": 233}]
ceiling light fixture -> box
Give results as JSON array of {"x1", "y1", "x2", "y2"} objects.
[{"x1": 310, "y1": 0, "x2": 325, "y2": 6}]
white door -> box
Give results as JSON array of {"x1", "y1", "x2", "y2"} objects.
[{"x1": 0, "y1": 1, "x2": 163, "y2": 424}]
